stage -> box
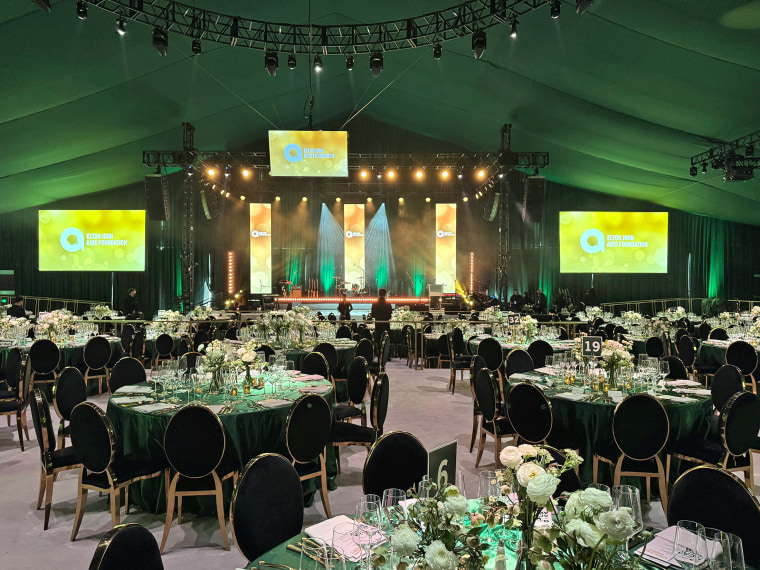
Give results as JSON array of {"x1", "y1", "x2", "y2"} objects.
[{"x1": 274, "y1": 296, "x2": 430, "y2": 313}]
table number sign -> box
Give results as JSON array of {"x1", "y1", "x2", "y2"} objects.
[
  {"x1": 582, "y1": 336, "x2": 603, "y2": 357},
  {"x1": 507, "y1": 314, "x2": 521, "y2": 325},
  {"x1": 428, "y1": 440, "x2": 458, "y2": 488}
]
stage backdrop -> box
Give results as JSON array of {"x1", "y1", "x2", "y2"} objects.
[
  {"x1": 436, "y1": 203, "x2": 457, "y2": 293},
  {"x1": 249, "y1": 203, "x2": 272, "y2": 294},
  {"x1": 343, "y1": 203, "x2": 365, "y2": 290}
]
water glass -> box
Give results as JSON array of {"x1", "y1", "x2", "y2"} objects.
[
  {"x1": 611, "y1": 485, "x2": 643, "y2": 562},
  {"x1": 726, "y1": 533, "x2": 745, "y2": 570},
  {"x1": 703, "y1": 528, "x2": 731, "y2": 570},
  {"x1": 332, "y1": 522, "x2": 360, "y2": 570},
  {"x1": 673, "y1": 520, "x2": 707, "y2": 570},
  {"x1": 477, "y1": 470, "x2": 502, "y2": 502}
]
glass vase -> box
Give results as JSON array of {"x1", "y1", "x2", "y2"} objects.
[
  {"x1": 208, "y1": 369, "x2": 224, "y2": 395},
  {"x1": 515, "y1": 527, "x2": 537, "y2": 570}
]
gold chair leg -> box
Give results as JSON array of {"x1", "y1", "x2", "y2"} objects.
[
  {"x1": 494, "y1": 437, "x2": 503, "y2": 469},
  {"x1": 109, "y1": 489, "x2": 121, "y2": 527},
  {"x1": 177, "y1": 496, "x2": 183, "y2": 525},
  {"x1": 21, "y1": 411, "x2": 29, "y2": 441},
  {"x1": 124, "y1": 485, "x2": 130, "y2": 515},
  {"x1": 665, "y1": 454, "x2": 671, "y2": 486},
  {"x1": 43, "y1": 475, "x2": 54, "y2": 530},
  {"x1": 656, "y1": 456, "x2": 668, "y2": 514},
  {"x1": 475, "y1": 430, "x2": 486, "y2": 468},
  {"x1": 215, "y1": 485, "x2": 230, "y2": 551},
  {"x1": 644, "y1": 476, "x2": 651, "y2": 504},
  {"x1": 160, "y1": 476, "x2": 178, "y2": 553},
  {"x1": 319, "y1": 456, "x2": 332, "y2": 519},
  {"x1": 37, "y1": 466, "x2": 46, "y2": 510},
  {"x1": 592, "y1": 456, "x2": 599, "y2": 483},
  {"x1": 70, "y1": 471, "x2": 88, "y2": 542}
]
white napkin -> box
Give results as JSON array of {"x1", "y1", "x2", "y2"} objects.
[
  {"x1": 534, "y1": 366, "x2": 554, "y2": 374},
  {"x1": 112, "y1": 396, "x2": 152, "y2": 405},
  {"x1": 510, "y1": 372, "x2": 537, "y2": 382},
  {"x1": 661, "y1": 379, "x2": 701, "y2": 387},
  {"x1": 657, "y1": 394, "x2": 698, "y2": 403},
  {"x1": 257, "y1": 399, "x2": 292, "y2": 408},
  {"x1": 553, "y1": 392, "x2": 587, "y2": 401},
  {"x1": 299, "y1": 385, "x2": 332, "y2": 394},
  {"x1": 132, "y1": 402, "x2": 176, "y2": 413},
  {"x1": 114, "y1": 384, "x2": 153, "y2": 394},
  {"x1": 207, "y1": 404, "x2": 226, "y2": 414},
  {"x1": 633, "y1": 525, "x2": 677, "y2": 566},
  {"x1": 294, "y1": 374, "x2": 325, "y2": 381},
  {"x1": 305, "y1": 515, "x2": 384, "y2": 562},
  {"x1": 674, "y1": 388, "x2": 711, "y2": 396}
]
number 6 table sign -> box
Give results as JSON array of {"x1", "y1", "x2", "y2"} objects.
[{"x1": 582, "y1": 336, "x2": 603, "y2": 358}]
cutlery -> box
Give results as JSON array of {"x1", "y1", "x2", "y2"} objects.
[{"x1": 259, "y1": 562, "x2": 296, "y2": 570}]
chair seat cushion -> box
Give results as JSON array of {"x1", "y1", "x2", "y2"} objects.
[
  {"x1": 594, "y1": 443, "x2": 661, "y2": 473},
  {"x1": 666, "y1": 436, "x2": 747, "y2": 467},
  {"x1": 456, "y1": 355, "x2": 473, "y2": 363},
  {"x1": 335, "y1": 404, "x2": 363, "y2": 421},
  {"x1": 329, "y1": 422, "x2": 377, "y2": 444},
  {"x1": 84, "y1": 453, "x2": 167, "y2": 488},
  {"x1": 483, "y1": 417, "x2": 515, "y2": 437},
  {"x1": 0, "y1": 399, "x2": 19, "y2": 412},
  {"x1": 0, "y1": 389, "x2": 16, "y2": 399},
  {"x1": 51, "y1": 446, "x2": 81, "y2": 469}
]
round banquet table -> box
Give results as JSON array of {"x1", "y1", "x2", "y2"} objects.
[
  {"x1": 465, "y1": 336, "x2": 575, "y2": 358},
  {"x1": 106, "y1": 376, "x2": 337, "y2": 516},
  {"x1": 507, "y1": 371, "x2": 713, "y2": 486},
  {"x1": 697, "y1": 338, "x2": 760, "y2": 369},
  {"x1": 283, "y1": 340, "x2": 356, "y2": 379}
]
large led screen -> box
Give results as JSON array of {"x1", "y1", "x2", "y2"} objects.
[
  {"x1": 39, "y1": 210, "x2": 146, "y2": 271},
  {"x1": 268, "y1": 130, "x2": 348, "y2": 177},
  {"x1": 559, "y1": 211, "x2": 668, "y2": 273},
  {"x1": 249, "y1": 203, "x2": 272, "y2": 294}
]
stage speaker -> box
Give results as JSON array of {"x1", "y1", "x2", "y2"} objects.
[
  {"x1": 522, "y1": 176, "x2": 545, "y2": 223},
  {"x1": 145, "y1": 175, "x2": 170, "y2": 221}
]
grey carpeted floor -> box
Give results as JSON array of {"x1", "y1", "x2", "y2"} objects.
[{"x1": 0, "y1": 361, "x2": 755, "y2": 569}]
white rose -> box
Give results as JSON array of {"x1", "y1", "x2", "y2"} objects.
[
  {"x1": 564, "y1": 491, "x2": 584, "y2": 520},
  {"x1": 518, "y1": 444, "x2": 538, "y2": 457},
  {"x1": 500, "y1": 446, "x2": 524, "y2": 468},
  {"x1": 425, "y1": 540, "x2": 458, "y2": 570},
  {"x1": 443, "y1": 493, "x2": 469, "y2": 517},
  {"x1": 391, "y1": 524, "x2": 420, "y2": 557},
  {"x1": 581, "y1": 488, "x2": 613, "y2": 511},
  {"x1": 598, "y1": 509, "x2": 635, "y2": 542},
  {"x1": 242, "y1": 352, "x2": 256, "y2": 363},
  {"x1": 237, "y1": 347, "x2": 246, "y2": 356},
  {"x1": 526, "y1": 473, "x2": 559, "y2": 505},
  {"x1": 566, "y1": 519, "x2": 605, "y2": 548},
  {"x1": 516, "y1": 462, "x2": 545, "y2": 487}
]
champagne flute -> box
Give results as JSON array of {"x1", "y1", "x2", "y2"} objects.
[
  {"x1": 660, "y1": 360, "x2": 670, "y2": 381},
  {"x1": 673, "y1": 520, "x2": 707, "y2": 570},
  {"x1": 354, "y1": 503, "x2": 381, "y2": 570},
  {"x1": 726, "y1": 533, "x2": 745, "y2": 570},
  {"x1": 704, "y1": 528, "x2": 731, "y2": 570},
  {"x1": 611, "y1": 485, "x2": 643, "y2": 564}
]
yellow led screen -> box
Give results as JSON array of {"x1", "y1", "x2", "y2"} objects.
[
  {"x1": 559, "y1": 211, "x2": 668, "y2": 273},
  {"x1": 39, "y1": 210, "x2": 145, "y2": 271},
  {"x1": 249, "y1": 203, "x2": 272, "y2": 294},
  {"x1": 344, "y1": 204, "x2": 365, "y2": 290},
  {"x1": 268, "y1": 130, "x2": 348, "y2": 177},
  {"x1": 436, "y1": 204, "x2": 457, "y2": 293}
]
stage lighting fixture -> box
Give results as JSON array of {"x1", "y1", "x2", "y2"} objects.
[
  {"x1": 386, "y1": 170, "x2": 396, "y2": 179},
  {"x1": 533, "y1": 167, "x2": 539, "y2": 176},
  {"x1": 265, "y1": 51, "x2": 279, "y2": 76},
  {"x1": 498, "y1": 172, "x2": 504, "y2": 179},
  {"x1": 399, "y1": 197, "x2": 405, "y2": 204},
  {"x1": 116, "y1": 18, "x2": 126, "y2": 35},
  {"x1": 34, "y1": 0, "x2": 52, "y2": 12},
  {"x1": 476, "y1": 169, "x2": 486, "y2": 179},
  {"x1": 302, "y1": 196, "x2": 308, "y2": 202},
  {"x1": 207, "y1": 168, "x2": 216, "y2": 176},
  {"x1": 746, "y1": 144, "x2": 755, "y2": 157},
  {"x1": 240, "y1": 195, "x2": 246, "y2": 200},
  {"x1": 457, "y1": 172, "x2": 464, "y2": 179},
  {"x1": 225, "y1": 192, "x2": 231, "y2": 197},
  {"x1": 425, "y1": 197, "x2": 431, "y2": 202},
  {"x1": 433, "y1": 44, "x2": 442, "y2": 60},
  {"x1": 377, "y1": 173, "x2": 382, "y2": 179},
  {"x1": 440, "y1": 170, "x2": 450, "y2": 180},
  {"x1": 367, "y1": 197, "x2": 373, "y2": 203},
  {"x1": 472, "y1": 30, "x2": 487, "y2": 59},
  {"x1": 576, "y1": 0, "x2": 594, "y2": 14},
  {"x1": 702, "y1": 163, "x2": 707, "y2": 174},
  {"x1": 510, "y1": 18, "x2": 519, "y2": 39},
  {"x1": 76, "y1": 1, "x2": 87, "y2": 20},
  {"x1": 370, "y1": 51, "x2": 384, "y2": 78},
  {"x1": 192, "y1": 39, "x2": 202, "y2": 55},
  {"x1": 689, "y1": 165, "x2": 698, "y2": 177},
  {"x1": 224, "y1": 167, "x2": 230, "y2": 177},
  {"x1": 336, "y1": 197, "x2": 341, "y2": 202},
  {"x1": 153, "y1": 27, "x2": 169, "y2": 56},
  {"x1": 360, "y1": 170, "x2": 369, "y2": 179},
  {"x1": 711, "y1": 158, "x2": 723, "y2": 170},
  {"x1": 220, "y1": 188, "x2": 225, "y2": 194},
  {"x1": 275, "y1": 196, "x2": 281, "y2": 201},
  {"x1": 550, "y1": 0, "x2": 560, "y2": 19},
  {"x1": 463, "y1": 196, "x2": 469, "y2": 202},
  {"x1": 415, "y1": 169, "x2": 424, "y2": 180},
  {"x1": 242, "y1": 169, "x2": 251, "y2": 178},
  {"x1": 288, "y1": 54, "x2": 297, "y2": 69},
  {"x1": 314, "y1": 55, "x2": 323, "y2": 71},
  {"x1": 346, "y1": 55, "x2": 354, "y2": 70}
]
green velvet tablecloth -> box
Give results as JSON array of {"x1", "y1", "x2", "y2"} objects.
[
  {"x1": 465, "y1": 337, "x2": 574, "y2": 358},
  {"x1": 106, "y1": 378, "x2": 337, "y2": 516}
]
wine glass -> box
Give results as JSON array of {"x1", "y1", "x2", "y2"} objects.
[
  {"x1": 673, "y1": 520, "x2": 707, "y2": 570},
  {"x1": 380, "y1": 488, "x2": 407, "y2": 534},
  {"x1": 455, "y1": 469, "x2": 467, "y2": 499},
  {"x1": 611, "y1": 485, "x2": 643, "y2": 563},
  {"x1": 659, "y1": 360, "x2": 670, "y2": 381},
  {"x1": 703, "y1": 528, "x2": 731, "y2": 570},
  {"x1": 332, "y1": 522, "x2": 359, "y2": 570},
  {"x1": 726, "y1": 533, "x2": 745, "y2": 570},
  {"x1": 354, "y1": 503, "x2": 381, "y2": 570}
]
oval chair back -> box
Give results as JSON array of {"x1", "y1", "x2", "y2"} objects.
[
  {"x1": 3, "y1": 347, "x2": 24, "y2": 390},
  {"x1": 285, "y1": 394, "x2": 332, "y2": 465},
  {"x1": 661, "y1": 356, "x2": 688, "y2": 380},
  {"x1": 698, "y1": 322, "x2": 712, "y2": 340},
  {"x1": 451, "y1": 327, "x2": 466, "y2": 356},
  {"x1": 612, "y1": 394, "x2": 670, "y2": 461},
  {"x1": 725, "y1": 340, "x2": 758, "y2": 377},
  {"x1": 84, "y1": 335, "x2": 112, "y2": 370},
  {"x1": 164, "y1": 404, "x2": 225, "y2": 478},
  {"x1": 604, "y1": 323, "x2": 616, "y2": 339},
  {"x1": 30, "y1": 388, "x2": 58, "y2": 463},
  {"x1": 355, "y1": 338, "x2": 374, "y2": 365},
  {"x1": 230, "y1": 454, "x2": 304, "y2": 563},
  {"x1": 29, "y1": 339, "x2": 60, "y2": 374},
  {"x1": 505, "y1": 349, "x2": 534, "y2": 379},
  {"x1": 53, "y1": 367, "x2": 86, "y2": 422},
  {"x1": 178, "y1": 351, "x2": 202, "y2": 375},
  {"x1": 313, "y1": 343, "x2": 338, "y2": 376},
  {"x1": 177, "y1": 336, "x2": 191, "y2": 357},
  {"x1": 89, "y1": 523, "x2": 164, "y2": 570},
  {"x1": 644, "y1": 336, "x2": 665, "y2": 358},
  {"x1": 474, "y1": 369, "x2": 500, "y2": 423},
  {"x1": 108, "y1": 357, "x2": 147, "y2": 393},
  {"x1": 677, "y1": 335, "x2": 697, "y2": 367},
  {"x1": 668, "y1": 465, "x2": 760, "y2": 567},
  {"x1": 301, "y1": 351, "x2": 330, "y2": 380},
  {"x1": 154, "y1": 333, "x2": 175, "y2": 359},
  {"x1": 477, "y1": 337, "x2": 503, "y2": 373},
  {"x1": 527, "y1": 340, "x2": 553, "y2": 369},
  {"x1": 711, "y1": 365, "x2": 745, "y2": 412},
  {"x1": 720, "y1": 391, "x2": 760, "y2": 458},
  {"x1": 193, "y1": 330, "x2": 210, "y2": 352},
  {"x1": 709, "y1": 327, "x2": 728, "y2": 341},
  {"x1": 436, "y1": 334, "x2": 449, "y2": 360},
  {"x1": 336, "y1": 325, "x2": 351, "y2": 339},
  {"x1": 471, "y1": 356, "x2": 487, "y2": 394},
  {"x1": 370, "y1": 373, "x2": 390, "y2": 434},
  {"x1": 225, "y1": 327, "x2": 238, "y2": 340},
  {"x1": 379, "y1": 335, "x2": 391, "y2": 369},
  {"x1": 258, "y1": 344, "x2": 276, "y2": 363},
  {"x1": 506, "y1": 383, "x2": 553, "y2": 444},
  {"x1": 674, "y1": 328, "x2": 689, "y2": 345},
  {"x1": 70, "y1": 402, "x2": 115, "y2": 474},
  {"x1": 360, "y1": 328, "x2": 373, "y2": 341},
  {"x1": 362, "y1": 431, "x2": 427, "y2": 497},
  {"x1": 347, "y1": 357, "x2": 369, "y2": 405},
  {"x1": 120, "y1": 324, "x2": 135, "y2": 354},
  {"x1": 130, "y1": 331, "x2": 146, "y2": 360}
]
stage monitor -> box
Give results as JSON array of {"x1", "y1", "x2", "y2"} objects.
[
  {"x1": 268, "y1": 130, "x2": 348, "y2": 177},
  {"x1": 39, "y1": 210, "x2": 146, "y2": 272},
  {"x1": 559, "y1": 211, "x2": 668, "y2": 273}
]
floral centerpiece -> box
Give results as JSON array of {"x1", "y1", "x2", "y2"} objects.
[
  {"x1": 750, "y1": 320, "x2": 760, "y2": 339},
  {"x1": 391, "y1": 306, "x2": 423, "y2": 329},
  {"x1": 483, "y1": 307, "x2": 505, "y2": 324},
  {"x1": 521, "y1": 316, "x2": 539, "y2": 342},
  {"x1": 198, "y1": 339, "x2": 230, "y2": 393},
  {"x1": 621, "y1": 311, "x2": 642, "y2": 326},
  {"x1": 91, "y1": 304, "x2": 112, "y2": 319},
  {"x1": 751, "y1": 306, "x2": 760, "y2": 319},
  {"x1": 600, "y1": 339, "x2": 633, "y2": 385},
  {"x1": 290, "y1": 310, "x2": 313, "y2": 344},
  {"x1": 673, "y1": 306, "x2": 686, "y2": 318},
  {"x1": 190, "y1": 305, "x2": 214, "y2": 320},
  {"x1": 585, "y1": 307, "x2": 602, "y2": 320},
  {"x1": 151, "y1": 309, "x2": 186, "y2": 334},
  {"x1": 37, "y1": 309, "x2": 78, "y2": 339},
  {"x1": 234, "y1": 339, "x2": 263, "y2": 389},
  {"x1": 255, "y1": 310, "x2": 313, "y2": 346},
  {"x1": 0, "y1": 315, "x2": 28, "y2": 339}
]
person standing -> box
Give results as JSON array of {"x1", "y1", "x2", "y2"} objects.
[
  {"x1": 370, "y1": 288, "x2": 393, "y2": 345},
  {"x1": 509, "y1": 290, "x2": 523, "y2": 311},
  {"x1": 337, "y1": 293, "x2": 353, "y2": 321},
  {"x1": 535, "y1": 289, "x2": 548, "y2": 313},
  {"x1": 124, "y1": 288, "x2": 139, "y2": 319},
  {"x1": 7, "y1": 296, "x2": 26, "y2": 318}
]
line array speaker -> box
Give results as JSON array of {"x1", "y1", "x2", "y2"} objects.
[
  {"x1": 522, "y1": 176, "x2": 545, "y2": 223},
  {"x1": 145, "y1": 175, "x2": 170, "y2": 221}
]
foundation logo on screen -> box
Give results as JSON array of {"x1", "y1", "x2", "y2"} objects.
[
  {"x1": 580, "y1": 228, "x2": 605, "y2": 254},
  {"x1": 437, "y1": 230, "x2": 455, "y2": 238},
  {"x1": 345, "y1": 230, "x2": 363, "y2": 239},
  {"x1": 269, "y1": 131, "x2": 348, "y2": 177},
  {"x1": 250, "y1": 230, "x2": 270, "y2": 238}
]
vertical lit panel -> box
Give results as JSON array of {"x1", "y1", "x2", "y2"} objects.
[
  {"x1": 436, "y1": 203, "x2": 457, "y2": 293},
  {"x1": 344, "y1": 203, "x2": 365, "y2": 290},
  {"x1": 469, "y1": 251, "x2": 475, "y2": 293},
  {"x1": 227, "y1": 251, "x2": 235, "y2": 295},
  {"x1": 249, "y1": 203, "x2": 272, "y2": 294}
]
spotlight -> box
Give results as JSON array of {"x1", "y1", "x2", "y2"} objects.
[
  {"x1": 152, "y1": 27, "x2": 169, "y2": 56},
  {"x1": 746, "y1": 144, "x2": 755, "y2": 157},
  {"x1": 386, "y1": 170, "x2": 396, "y2": 180},
  {"x1": 192, "y1": 39, "x2": 202, "y2": 55},
  {"x1": 225, "y1": 192, "x2": 230, "y2": 198},
  {"x1": 433, "y1": 43, "x2": 442, "y2": 60},
  {"x1": 510, "y1": 18, "x2": 519, "y2": 39},
  {"x1": 76, "y1": 1, "x2": 87, "y2": 20},
  {"x1": 242, "y1": 169, "x2": 251, "y2": 178},
  {"x1": 399, "y1": 197, "x2": 405, "y2": 204},
  {"x1": 370, "y1": 51, "x2": 384, "y2": 78},
  {"x1": 302, "y1": 196, "x2": 308, "y2": 202},
  {"x1": 463, "y1": 196, "x2": 469, "y2": 202},
  {"x1": 288, "y1": 54, "x2": 296, "y2": 69},
  {"x1": 440, "y1": 170, "x2": 450, "y2": 180},
  {"x1": 360, "y1": 170, "x2": 369, "y2": 179},
  {"x1": 702, "y1": 163, "x2": 707, "y2": 174},
  {"x1": 576, "y1": 0, "x2": 594, "y2": 14},
  {"x1": 336, "y1": 197, "x2": 341, "y2": 203},
  {"x1": 415, "y1": 169, "x2": 424, "y2": 180},
  {"x1": 275, "y1": 196, "x2": 281, "y2": 201},
  {"x1": 224, "y1": 167, "x2": 230, "y2": 177},
  {"x1": 314, "y1": 55, "x2": 323, "y2": 71},
  {"x1": 425, "y1": 197, "x2": 431, "y2": 203},
  {"x1": 457, "y1": 172, "x2": 464, "y2": 179},
  {"x1": 377, "y1": 173, "x2": 382, "y2": 179},
  {"x1": 476, "y1": 169, "x2": 486, "y2": 180},
  {"x1": 689, "y1": 165, "x2": 698, "y2": 177},
  {"x1": 367, "y1": 197, "x2": 373, "y2": 203},
  {"x1": 498, "y1": 172, "x2": 505, "y2": 179},
  {"x1": 116, "y1": 18, "x2": 126, "y2": 35},
  {"x1": 346, "y1": 55, "x2": 354, "y2": 71},
  {"x1": 472, "y1": 30, "x2": 487, "y2": 59},
  {"x1": 550, "y1": 0, "x2": 561, "y2": 19},
  {"x1": 265, "y1": 51, "x2": 279, "y2": 77},
  {"x1": 207, "y1": 168, "x2": 216, "y2": 176},
  {"x1": 240, "y1": 195, "x2": 246, "y2": 201}
]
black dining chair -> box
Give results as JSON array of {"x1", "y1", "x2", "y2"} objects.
[
  {"x1": 644, "y1": 336, "x2": 665, "y2": 358},
  {"x1": 29, "y1": 338, "x2": 60, "y2": 391},
  {"x1": 474, "y1": 368, "x2": 517, "y2": 469},
  {"x1": 447, "y1": 332, "x2": 471, "y2": 394},
  {"x1": 0, "y1": 347, "x2": 30, "y2": 451},
  {"x1": 29, "y1": 388, "x2": 82, "y2": 530},
  {"x1": 284, "y1": 394, "x2": 333, "y2": 518},
  {"x1": 120, "y1": 324, "x2": 135, "y2": 356},
  {"x1": 83, "y1": 335, "x2": 112, "y2": 395},
  {"x1": 436, "y1": 334, "x2": 451, "y2": 369},
  {"x1": 698, "y1": 322, "x2": 712, "y2": 340},
  {"x1": 53, "y1": 366, "x2": 87, "y2": 449},
  {"x1": 505, "y1": 348, "x2": 535, "y2": 381},
  {"x1": 336, "y1": 325, "x2": 351, "y2": 339},
  {"x1": 177, "y1": 335, "x2": 191, "y2": 358},
  {"x1": 506, "y1": 382, "x2": 553, "y2": 445},
  {"x1": 130, "y1": 330, "x2": 147, "y2": 365},
  {"x1": 592, "y1": 394, "x2": 670, "y2": 512},
  {"x1": 334, "y1": 356, "x2": 369, "y2": 426},
  {"x1": 708, "y1": 327, "x2": 729, "y2": 341},
  {"x1": 193, "y1": 330, "x2": 210, "y2": 352},
  {"x1": 668, "y1": 465, "x2": 760, "y2": 567},
  {"x1": 477, "y1": 337, "x2": 504, "y2": 384},
  {"x1": 355, "y1": 338, "x2": 374, "y2": 368},
  {"x1": 370, "y1": 332, "x2": 391, "y2": 380},
  {"x1": 153, "y1": 333, "x2": 175, "y2": 367},
  {"x1": 225, "y1": 326, "x2": 238, "y2": 340},
  {"x1": 108, "y1": 357, "x2": 147, "y2": 393},
  {"x1": 711, "y1": 365, "x2": 745, "y2": 417},
  {"x1": 527, "y1": 340, "x2": 553, "y2": 369},
  {"x1": 660, "y1": 355, "x2": 688, "y2": 380},
  {"x1": 543, "y1": 445, "x2": 582, "y2": 500},
  {"x1": 451, "y1": 327, "x2": 472, "y2": 364},
  {"x1": 161, "y1": 404, "x2": 239, "y2": 552},
  {"x1": 468, "y1": 355, "x2": 487, "y2": 453},
  {"x1": 725, "y1": 340, "x2": 758, "y2": 394},
  {"x1": 230, "y1": 453, "x2": 304, "y2": 564},
  {"x1": 313, "y1": 342, "x2": 339, "y2": 381},
  {"x1": 362, "y1": 431, "x2": 427, "y2": 497},
  {"x1": 301, "y1": 351, "x2": 330, "y2": 380},
  {"x1": 69, "y1": 402, "x2": 168, "y2": 541},
  {"x1": 89, "y1": 523, "x2": 164, "y2": 570}
]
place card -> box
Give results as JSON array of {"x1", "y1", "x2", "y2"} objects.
[
  {"x1": 0, "y1": 339, "x2": 14, "y2": 348},
  {"x1": 608, "y1": 390, "x2": 623, "y2": 403},
  {"x1": 554, "y1": 392, "x2": 587, "y2": 401},
  {"x1": 571, "y1": 387, "x2": 585, "y2": 395},
  {"x1": 257, "y1": 399, "x2": 292, "y2": 408}
]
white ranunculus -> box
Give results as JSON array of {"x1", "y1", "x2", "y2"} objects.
[
  {"x1": 391, "y1": 524, "x2": 420, "y2": 557},
  {"x1": 564, "y1": 491, "x2": 584, "y2": 520},
  {"x1": 581, "y1": 488, "x2": 613, "y2": 510},
  {"x1": 566, "y1": 519, "x2": 605, "y2": 548},
  {"x1": 425, "y1": 540, "x2": 458, "y2": 570},
  {"x1": 242, "y1": 351, "x2": 256, "y2": 362},
  {"x1": 518, "y1": 444, "x2": 538, "y2": 457},
  {"x1": 516, "y1": 462, "x2": 546, "y2": 487},
  {"x1": 526, "y1": 472, "x2": 559, "y2": 505},
  {"x1": 598, "y1": 509, "x2": 636, "y2": 542},
  {"x1": 443, "y1": 493, "x2": 469, "y2": 517},
  {"x1": 500, "y1": 446, "x2": 524, "y2": 468}
]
